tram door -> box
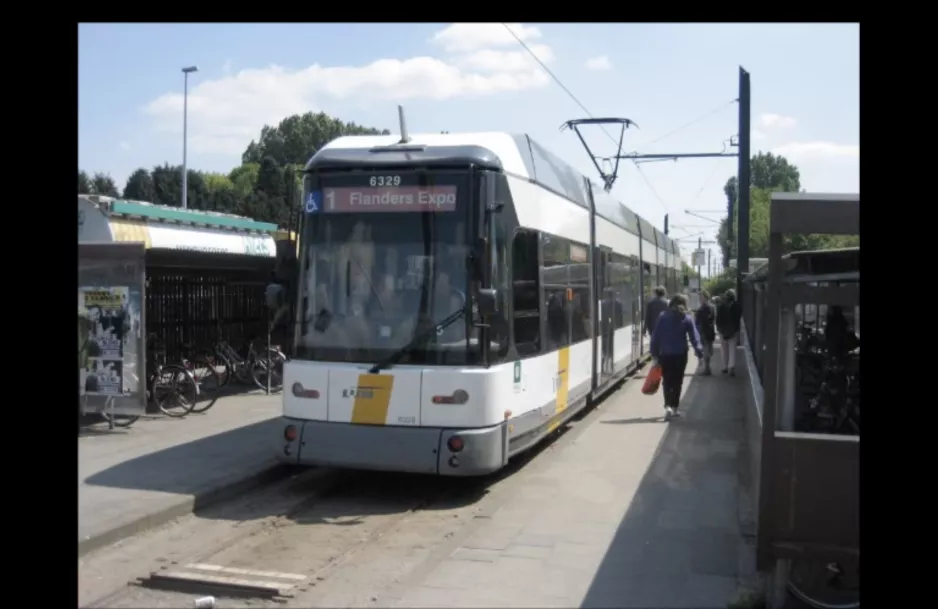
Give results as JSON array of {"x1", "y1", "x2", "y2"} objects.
[
  {"x1": 595, "y1": 246, "x2": 614, "y2": 386},
  {"x1": 629, "y1": 256, "x2": 642, "y2": 363}
]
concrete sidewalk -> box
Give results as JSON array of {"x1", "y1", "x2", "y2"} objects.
[
  {"x1": 394, "y1": 353, "x2": 759, "y2": 608},
  {"x1": 79, "y1": 392, "x2": 285, "y2": 557}
]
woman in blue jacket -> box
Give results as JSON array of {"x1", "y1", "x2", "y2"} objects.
[{"x1": 650, "y1": 294, "x2": 704, "y2": 418}]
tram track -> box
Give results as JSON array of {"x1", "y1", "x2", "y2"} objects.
[{"x1": 80, "y1": 408, "x2": 587, "y2": 609}]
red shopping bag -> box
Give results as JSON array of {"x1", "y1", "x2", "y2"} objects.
[{"x1": 642, "y1": 363, "x2": 663, "y2": 395}]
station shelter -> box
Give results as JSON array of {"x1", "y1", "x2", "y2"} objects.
[{"x1": 78, "y1": 195, "x2": 296, "y2": 362}]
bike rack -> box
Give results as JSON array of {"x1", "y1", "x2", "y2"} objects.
[{"x1": 739, "y1": 193, "x2": 860, "y2": 608}]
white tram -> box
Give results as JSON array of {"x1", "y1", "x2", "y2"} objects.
[{"x1": 277, "y1": 132, "x2": 683, "y2": 476}]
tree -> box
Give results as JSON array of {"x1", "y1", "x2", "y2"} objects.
[
  {"x1": 123, "y1": 168, "x2": 155, "y2": 202},
  {"x1": 718, "y1": 152, "x2": 804, "y2": 267},
  {"x1": 241, "y1": 111, "x2": 390, "y2": 166},
  {"x1": 91, "y1": 172, "x2": 120, "y2": 197},
  {"x1": 148, "y1": 164, "x2": 209, "y2": 209},
  {"x1": 255, "y1": 156, "x2": 284, "y2": 199},
  {"x1": 79, "y1": 170, "x2": 92, "y2": 194},
  {"x1": 228, "y1": 163, "x2": 259, "y2": 197},
  {"x1": 151, "y1": 164, "x2": 181, "y2": 207}
]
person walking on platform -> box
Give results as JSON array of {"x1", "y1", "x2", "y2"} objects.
[
  {"x1": 650, "y1": 294, "x2": 704, "y2": 419},
  {"x1": 643, "y1": 286, "x2": 669, "y2": 338},
  {"x1": 716, "y1": 288, "x2": 743, "y2": 376},
  {"x1": 694, "y1": 289, "x2": 717, "y2": 375}
]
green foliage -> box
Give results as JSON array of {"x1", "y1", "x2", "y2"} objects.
[
  {"x1": 718, "y1": 151, "x2": 857, "y2": 267},
  {"x1": 704, "y1": 268, "x2": 737, "y2": 297},
  {"x1": 78, "y1": 170, "x2": 92, "y2": 194},
  {"x1": 123, "y1": 168, "x2": 155, "y2": 201},
  {"x1": 88, "y1": 172, "x2": 120, "y2": 197},
  {"x1": 81, "y1": 111, "x2": 388, "y2": 229}
]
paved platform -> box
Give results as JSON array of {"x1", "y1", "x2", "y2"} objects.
[
  {"x1": 396, "y1": 351, "x2": 759, "y2": 609},
  {"x1": 79, "y1": 392, "x2": 284, "y2": 556}
]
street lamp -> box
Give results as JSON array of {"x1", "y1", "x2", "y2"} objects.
[{"x1": 181, "y1": 65, "x2": 199, "y2": 210}]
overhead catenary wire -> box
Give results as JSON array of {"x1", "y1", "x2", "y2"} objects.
[
  {"x1": 634, "y1": 98, "x2": 738, "y2": 151},
  {"x1": 503, "y1": 23, "x2": 673, "y2": 212},
  {"x1": 501, "y1": 23, "x2": 620, "y2": 149}
]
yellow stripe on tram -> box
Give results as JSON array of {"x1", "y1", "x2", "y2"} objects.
[
  {"x1": 547, "y1": 346, "x2": 571, "y2": 433},
  {"x1": 350, "y1": 374, "x2": 394, "y2": 425}
]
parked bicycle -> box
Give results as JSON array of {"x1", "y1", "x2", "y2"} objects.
[
  {"x1": 177, "y1": 342, "x2": 222, "y2": 414},
  {"x1": 787, "y1": 558, "x2": 860, "y2": 609},
  {"x1": 794, "y1": 323, "x2": 860, "y2": 435},
  {"x1": 209, "y1": 324, "x2": 285, "y2": 394},
  {"x1": 145, "y1": 334, "x2": 199, "y2": 418}
]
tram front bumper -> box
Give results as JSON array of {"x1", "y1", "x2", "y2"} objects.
[{"x1": 277, "y1": 417, "x2": 506, "y2": 476}]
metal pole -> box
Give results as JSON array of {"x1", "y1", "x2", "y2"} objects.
[
  {"x1": 181, "y1": 66, "x2": 198, "y2": 210},
  {"x1": 697, "y1": 237, "x2": 702, "y2": 283},
  {"x1": 708, "y1": 248, "x2": 712, "y2": 278},
  {"x1": 736, "y1": 66, "x2": 751, "y2": 300},
  {"x1": 182, "y1": 71, "x2": 189, "y2": 210}
]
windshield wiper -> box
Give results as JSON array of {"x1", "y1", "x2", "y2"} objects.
[{"x1": 368, "y1": 308, "x2": 466, "y2": 374}]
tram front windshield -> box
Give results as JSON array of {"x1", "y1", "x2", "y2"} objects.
[{"x1": 296, "y1": 170, "x2": 478, "y2": 366}]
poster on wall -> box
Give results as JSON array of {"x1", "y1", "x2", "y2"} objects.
[{"x1": 78, "y1": 286, "x2": 130, "y2": 396}]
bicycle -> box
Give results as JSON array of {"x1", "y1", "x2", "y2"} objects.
[
  {"x1": 211, "y1": 334, "x2": 285, "y2": 393},
  {"x1": 177, "y1": 342, "x2": 222, "y2": 414},
  {"x1": 787, "y1": 558, "x2": 860, "y2": 609},
  {"x1": 145, "y1": 334, "x2": 199, "y2": 418}
]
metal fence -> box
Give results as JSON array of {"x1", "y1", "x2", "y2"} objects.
[
  {"x1": 738, "y1": 193, "x2": 859, "y2": 608},
  {"x1": 145, "y1": 252, "x2": 280, "y2": 362}
]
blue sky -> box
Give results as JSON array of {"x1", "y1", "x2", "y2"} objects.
[{"x1": 79, "y1": 23, "x2": 858, "y2": 266}]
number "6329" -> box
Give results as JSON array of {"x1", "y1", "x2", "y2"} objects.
[{"x1": 369, "y1": 175, "x2": 401, "y2": 187}]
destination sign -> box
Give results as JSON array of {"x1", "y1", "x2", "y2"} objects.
[{"x1": 320, "y1": 186, "x2": 458, "y2": 213}]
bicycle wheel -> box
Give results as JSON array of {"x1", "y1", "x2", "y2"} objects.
[
  {"x1": 188, "y1": 358, "x2": 222, "y2": 414},
  {"x1": 250, "y1": 349, "x2": 286, "y2": 393},
  {"x1": 152, "y1": 365, "x2": 198, "y2": 418},
  {"x1": 788, "y1": 559, "x2": 860, "y2": 609},
  {"x1": 205, "y1": 349, "x2": 232, "y2": 389},
  {"x1": 100, "y1": 413, "x2": 140, "y2": 428}
]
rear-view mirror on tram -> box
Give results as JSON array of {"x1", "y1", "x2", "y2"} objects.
[
  {"x1": 265, "y1": 283, "x2": 285, "y2": 310},
  {"x1": 476, "y1": 288, "x2": 498, "y2": 318}
]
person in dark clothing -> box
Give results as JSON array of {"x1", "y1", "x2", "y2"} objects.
[
  {"x1": 694, "y1": 289, "x2": 717, "y2": 375},
  {"x1": 824, "y1": 306, "x2": 859, "y2": 359},
  {"x1": 716, "y1": 288, "x2": 743, "y2": 375},
  {"x1": 651, "y1": 294, "x2": 704, "y2": 418},
  {"x1": 643, "y1": 286, "x2": 669, "y2": 337}
]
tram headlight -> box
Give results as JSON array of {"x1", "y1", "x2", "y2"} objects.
[{"x1": 284, "y1": 425, "x2": 298, "y2": 441}]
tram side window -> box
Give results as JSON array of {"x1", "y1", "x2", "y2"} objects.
[
  {"x1": 568, "y1": 241, "x2": 591, "y2": 343},
  {"x1": 511, "y1": 230, "x2": 541, "y2": 357},
  {"x1": 630, "y1": 256, "x2": 641, "y2": 326},
  {"x1": 609, "y1": 253, "x2": 631, "y2": 330},
  {"x1": 541, "y1": 232, "x2": 570, "y2": 350},
  {"x1": 642, "y1": 262, "x2": 653, "y2": 301}
]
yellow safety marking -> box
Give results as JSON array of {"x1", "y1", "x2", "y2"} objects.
[
  {"x1": 547, "y1": 346, "x2": 570, "y2": 433},
  {"x1": 109, "y1": 218, "x2": 152, "y2": 249},
  {"x1": 350, "y1": 373, "x2": 394, "y2": 425}
]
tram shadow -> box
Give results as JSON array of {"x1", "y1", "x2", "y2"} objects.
[{"x1": 579, "y1": 367, "x2": 755, "y2": 608}]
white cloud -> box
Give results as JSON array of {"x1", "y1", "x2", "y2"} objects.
[
  {"x1": 144, "y1": 23, "x2": 551, "y2": 156},
  {"x1": 119, "y1": 141, "x2": 131, "y2": 151},
  {"x1": 772, "y1": 141, "x2": 859, "y2": 159},
  {"x1": 759, "y1": 113, "x2": 797, "y2": 129},
  {"x1": 458, "y1": 44, "x2": 553, "y2": 72},
  {"x1": 752, "y1": 129, "x2": 766, "y2": 141},
  {"x1": 584, "y1": 55, "x2": 613, "y2": 71},
  {"x1": 430, "y1": 22, "x2": 541, "y2": 53},
  {"x1": 771, "y1": 141, "x2": 859, "y2": 193}
]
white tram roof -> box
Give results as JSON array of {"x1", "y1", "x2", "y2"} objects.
[{"x1": 318, "y1": 132, "x2": 681, "y2": 259}]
